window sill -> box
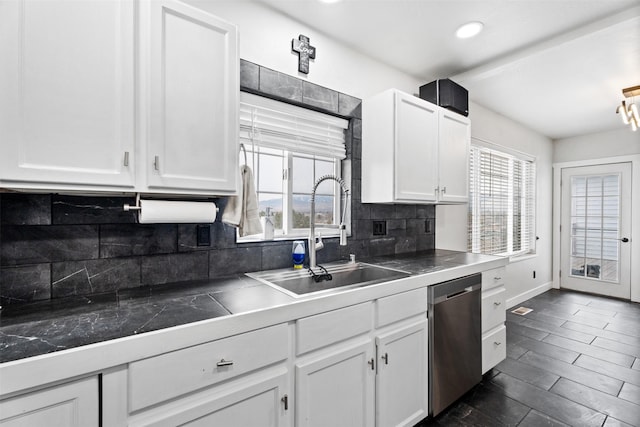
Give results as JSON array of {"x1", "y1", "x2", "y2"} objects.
[
  {"x1": 509, "y1": 253, "x2": 537, "y2": 263},
  {"x1": 237, "y1": 230, "x2": 350, "y2": 244}
]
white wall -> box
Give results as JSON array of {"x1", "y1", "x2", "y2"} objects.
[
  {"x1": 187, "y1": 1, "x2": 554, "y2": 306},
  {"x1": 554, "y1": 127, "x2": 640, "y2": 163},
  {"x1": 437, "y1": 102, "x2": 554, "y2": 307},
  {"x1": 184, "y1": 0, "x2": 422, "y2": 99}
]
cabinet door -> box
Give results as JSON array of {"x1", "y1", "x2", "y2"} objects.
[
  {"x1": 394, "y1": 91, "x2": 439, "y2": 202},
  {"x1": 146, "y1": 0, "x2": 238, "y2": 195},
  {"x1": 131, "y1": 370, "x2": 289, "y2": 427},
  {"x1": 296, "y1": 340, "x2": 375, "y2": 427},
  {"x1": 376, "y1": 320, "x2": 428, "y2": 427},
  {"x1": 0, "y1": 1, "x2": 135, "y2": 190},
  {"x1": 437, "y1": 109, "x2": 470, "y2": 203},
  {"x1": 481, "y1": 286, "x2": 506, "y2": 333},
  {"x1": 482, "y1": 325, "x2": 506, "y2": 374},
  {"x1": 0, "y1": 377, "x2": 98, "y2": 427}
]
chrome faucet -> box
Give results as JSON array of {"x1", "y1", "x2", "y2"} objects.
[{"x1": 309, "y1": 174, "x2": 349, "y2": 270}]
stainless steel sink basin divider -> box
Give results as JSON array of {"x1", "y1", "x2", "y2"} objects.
[{"x1": 246, "y1": 262, "x2": 411, "y2": 298}]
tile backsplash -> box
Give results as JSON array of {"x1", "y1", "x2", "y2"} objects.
[{"x1": 0, "y1": 60, "x2": 435, "y2": 306}]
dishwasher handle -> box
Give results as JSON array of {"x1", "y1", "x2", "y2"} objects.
[
  {"x1": 429, "y1": 274, "x2": 482, "y2": 305},
  {"x1": 446, "y1": 286, "x2": 475, "y2": 300},
  {"x1": 432, "y1": 284, "x2": 480, "y2": 304}
]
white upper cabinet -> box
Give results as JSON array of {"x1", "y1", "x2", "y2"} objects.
[
  {"x1": 0, "y1": 0, "x2": 239, "y2": 196},
  {"x1": 395, "y1": 91, "x2": 439, "y2": 202},
  {"x1": 438, "y1": 108, "x2": 471, "y2": 203},
  {"x1": 144, "y1": 0, "x2": 238, "y2": 195},
  {"x1": 0, "y1": 0, "x2": 136, "y2": 190},
  {"x1": 362, "y1": 89, "x2": 470, "y2": 204}
]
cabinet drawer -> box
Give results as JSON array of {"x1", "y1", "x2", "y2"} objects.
[
  {"x1": 129, "y1": 323, "x2": 288, "y2": 412},
  {"x1": 482, "y1": 325, "x2": 506, "y2": 374},
  {"x1": 297, "y1": 302, "x2": 373, "y2": 355},
  {"x1": 482, "y1": 267, "x2": 506, "y2": 291},
  {"x1": 482, "y1": 286, "x2": 506, "y2": 332},
  {"x1": 376, "y1": 287, "x2": 427, "y2": 328}
]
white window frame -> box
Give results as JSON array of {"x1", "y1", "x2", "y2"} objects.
[
  {"x1": 237, "y1": 93, "x2": 350, "y2": 242},
  {"x1": 468, "y1": 141, "x2": 536, "y2": 257}
]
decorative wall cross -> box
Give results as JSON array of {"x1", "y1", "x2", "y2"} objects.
[{"x1": 292, "y1": 34, "x2": 316, "y2": 74}]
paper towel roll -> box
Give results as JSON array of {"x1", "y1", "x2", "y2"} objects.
[{"x1": 138, "y1": 200, "x2": 217, "y2": 224}]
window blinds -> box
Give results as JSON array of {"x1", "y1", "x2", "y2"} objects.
[
  {"x1": 468, "y1": 145, "x2": 536, "y2": 256},
  {"x1": 239, "y1": 92, "x2": 349, "y2": 159}
]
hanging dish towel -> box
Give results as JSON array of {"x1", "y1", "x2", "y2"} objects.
[{"x1": 222, "y1": 165, "x2": 263, "y2": 237}]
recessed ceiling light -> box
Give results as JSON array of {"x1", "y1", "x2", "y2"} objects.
[{"x1": 456, "y1": 21, "x2": 484, "y2": 39}]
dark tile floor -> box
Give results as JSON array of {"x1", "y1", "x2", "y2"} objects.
[{"x1": 416, "y1": 289, "x2": 640, "y2": 427}]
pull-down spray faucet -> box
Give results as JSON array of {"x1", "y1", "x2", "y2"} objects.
[{"x1": 309, "y1": 174, "x2": 349, "y2": 270}]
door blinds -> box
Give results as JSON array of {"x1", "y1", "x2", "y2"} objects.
[
  {"x1": 468, "y1": 145, "x2": 536, "y2": 256},
  {"x1": 239, "y1": 92, "x2": 349, "y2": 159}
]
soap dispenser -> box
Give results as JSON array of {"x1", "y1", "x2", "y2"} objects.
[
  {"x1": 261, "y1": 207, "x2": 274, "y2": 240},
  {"x1": 292, "y1": 240, "x2": 305, "y2": 269}
]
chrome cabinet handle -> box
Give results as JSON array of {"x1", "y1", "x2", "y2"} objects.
[
  {"x1": 494, "y1": 341, "x2": 502, "y2": 346},
  {"x1": 368, "y1": 358, "x2": 375, "y2": 370},
  {"x1": 494, "y1": 301, "x2": 502, "y2": 306},
  {"x1": 620, "y1": 237, "x2": 629, "y2": 243},
  {"x1": 281, "y1": 394, "x2": 289, "y2": 410},
  {"x1": 154, "y1": 155, "x2": 160, "y2": 171},
  {"x1": 382, "y1": 353, "x2": 389, "y2": 365},
  {"x1": 216, "y1": 358, "x2": 234, "y2": 367},
  {"x1": 124, "y1": 151, "x2": 129, "y2": 167}
]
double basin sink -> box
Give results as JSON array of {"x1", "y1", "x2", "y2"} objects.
[{"x1": 246, "y1": 261, "x2": 411, "y2": 298}]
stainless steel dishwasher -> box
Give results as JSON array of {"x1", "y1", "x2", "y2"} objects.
[{"x1": 428, "y1": 273, "x2": 482, "y2": 416}]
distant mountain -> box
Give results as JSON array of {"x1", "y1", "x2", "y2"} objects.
[{"x1": 259, "y1": 195, "x2": 334, "y2": 213}]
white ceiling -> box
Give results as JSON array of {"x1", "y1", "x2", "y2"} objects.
[{"x1": 258, "y1": 0, "x2": 640, "y2": 140}]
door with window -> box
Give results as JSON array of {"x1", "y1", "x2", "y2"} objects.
[{"x1": 560, "y1": 163, "x2": 631, "y2": 299}]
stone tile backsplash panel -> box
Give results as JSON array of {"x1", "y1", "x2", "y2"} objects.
[{"x1": 0, "y1": 60, "x2": 436, "y2": 305}]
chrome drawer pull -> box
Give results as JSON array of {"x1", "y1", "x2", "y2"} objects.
[
  {"x1": 216, "y1": 358, "x2": 234, "y2": 367},
  {"x1": 494, "y1": 276, "x2": 502, "y2": 280},
  {"x1": 494, "y1": 341, "x2": 502, "y2": 346},
  {"x1": 494, "y1": 302, "x2": 502, "y2": 306}
]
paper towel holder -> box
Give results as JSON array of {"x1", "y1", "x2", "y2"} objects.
[
  {"x1": 123, "y1": 193, "x2": 142, "y2": 211},
  {"x1": 123, "y1": 193, "x2": 221, "y2": 213}
]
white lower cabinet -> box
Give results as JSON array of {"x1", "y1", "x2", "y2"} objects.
[
  {"x1": 126, "y1": 324, "x2": 291, "y2": 427},
  {"x1": 296, "y1": 339, "x2": 376, "y2": 427},
  {"x1": 481, "y1": 267, "x2": 507, "y2": 373},
  {"x1": 130, "y1": 368, "x2": 289, "y2": 427},
  {"x1": 376, "y1": 320, "x2": 428, "y2": 427},
  {"x1": 0, "y1": 376, "x2": 99, "y2": 427},
  {"x1": 295, "y1": 295, "x2": 428, "y2": 427}
]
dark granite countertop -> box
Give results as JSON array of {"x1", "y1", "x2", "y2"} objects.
[{"x1": 0, "y1": 249, "x2": 504, "y2": 364}]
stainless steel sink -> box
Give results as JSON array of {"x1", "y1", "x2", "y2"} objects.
[{"x1": 246, "y1": 262, "x2": 411, "y2": 298}]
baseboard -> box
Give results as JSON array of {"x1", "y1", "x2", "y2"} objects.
[{"x1": 507, "y1": 281, "x2": 553, "y2": 309}]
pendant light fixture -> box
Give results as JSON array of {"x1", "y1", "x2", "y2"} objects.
[{"x1": 617, "y1": 85, "x2": 640, "y2": 131}]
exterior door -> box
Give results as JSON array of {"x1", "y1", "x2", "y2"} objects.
[{"x1": 560, "y1": 163, "x2": 631, "y2": 299}]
